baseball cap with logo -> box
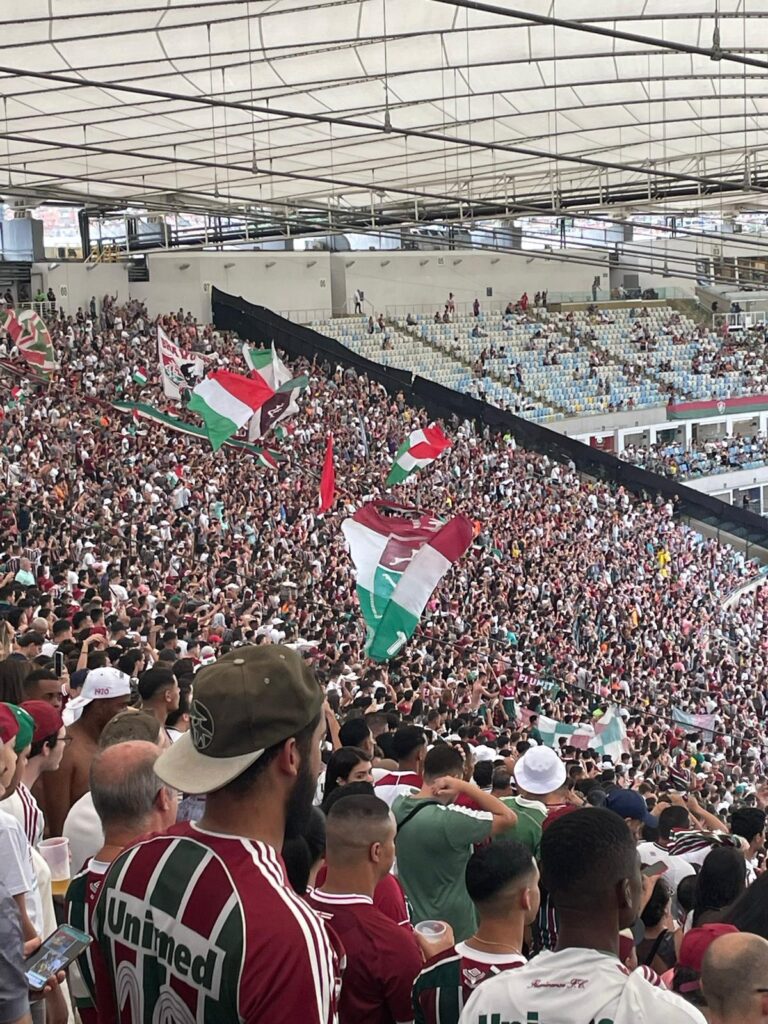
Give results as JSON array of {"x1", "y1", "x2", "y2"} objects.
[
  {"x1": 62, "y1": 667, "x2": 131, "y2": 726},
  {"x1": 155, "y1": 644, "x2": 323, "y2": 795}
]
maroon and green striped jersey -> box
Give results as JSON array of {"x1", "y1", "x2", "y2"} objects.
[
  {"x1": 91, "y1": 821, "x2": 342, "y2": 1024},
  {"x1": 65, "y1": 859, "x2": 109, "y2": 1024},
  {"x1": 412, "y1": 942, "x2": 525, "y2": 1024}
]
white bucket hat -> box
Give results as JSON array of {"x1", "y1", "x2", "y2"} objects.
[{"x1": 514, "y1": 745, "x2": 566, "y2": 795}]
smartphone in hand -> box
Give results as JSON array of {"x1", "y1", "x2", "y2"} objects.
[{"x1": 24, "y1": 925, "x2": 91, "y2": 991}]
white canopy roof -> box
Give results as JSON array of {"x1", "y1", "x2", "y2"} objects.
[{"x1": 1, "y1": 1, "x2": 767, "y2": 221}]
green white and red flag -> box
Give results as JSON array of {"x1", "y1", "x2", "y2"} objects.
[
  {"x1": 386, "y1": 424, "x2": 452, "y2": 487},
  {"x1": 342, "y1": 501, "x2": 472, "y2": 661},
  {"x1": 188, "y1": 370, "x2": 275, "y2": 451}
]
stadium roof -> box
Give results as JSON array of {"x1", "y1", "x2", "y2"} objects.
[{"x1": 2, "y1": 1, "x2": 768, "y2": 225}]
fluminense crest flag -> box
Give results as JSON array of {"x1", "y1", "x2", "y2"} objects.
[
  {"x1": 342, "y1": 501, "x2": 472, "y2": 661},
  {"x1": 243, "y1": 342, "x2": 307, "y2": 440},
  {"x1": 157, "y1": 326, "x2": 204, "y2": 400},
  {"x1": 386, "y1": 424, "x2": 452, "y2": 487},
  {"x1": 188, "y1": 370, "x2": 275, "y2": 451},
  {"x1": 0, "y1": 308, "x2": 57, "y2": 377}
]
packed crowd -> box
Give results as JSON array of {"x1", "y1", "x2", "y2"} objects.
[
  {"x1": 620, "y1": 432, "x2": 768, "y2": 481},
  {"x1": 1, "y1": 297, "x2": 768, "y2": 1023}
]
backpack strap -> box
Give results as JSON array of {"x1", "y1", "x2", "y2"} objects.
[{"x1": 396, "y1": 799, "x2": 440, "y2": 832}]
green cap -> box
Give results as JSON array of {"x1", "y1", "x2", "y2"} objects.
[
  {"x1": 7, "y1": 704, "x2": 34, "y2": 753},
  {"x1": 154, "y1": 645, "x2": 323, "y2": 795}
]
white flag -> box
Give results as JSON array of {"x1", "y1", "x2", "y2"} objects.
[{"x1": 157, "y1": 326, "x2": 204, "y2": 401}]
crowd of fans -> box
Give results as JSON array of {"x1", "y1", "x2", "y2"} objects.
[
  {"x1": 1, "y1": 297, "x2": 768, "y2": 1022},
  {"x1": 620, "y1": 432, "x2": 768, "y2": 481}
]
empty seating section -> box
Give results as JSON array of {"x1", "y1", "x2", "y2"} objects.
[
  {"x1": 309, "y1": 315, "x2": 560, "y2": 423},
  {"x1": 307, "y1": 305, "x2": 762, "y2": 424}
]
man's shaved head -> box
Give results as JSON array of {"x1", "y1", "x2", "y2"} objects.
[
  {"x1": 702, "y1": 932, "x2": 768, "y2": 1023},
  {"x1": 324, "y1": 794, "x2": 394, "y2": 864}
]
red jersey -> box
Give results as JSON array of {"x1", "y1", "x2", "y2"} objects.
[
  {"x1": 315, "y1": 866, "x2": 411, "y2": 928},
  {"x1": 374, "y1": 771, "x2": 423, "y2": 808},
  {"x1": 91, "y1": 822, "x2": 342, "y2": 1024},
  {"x1": 306, "y1": 889, "x2": 422, "y2": 1024}
]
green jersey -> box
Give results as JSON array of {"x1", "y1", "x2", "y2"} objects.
[
  {"x1": 494, "y1": 795, "x2": 546, "y2": 857},
  {"x1": 393, "y1": 795, "x2": 493, "y2": 942}
]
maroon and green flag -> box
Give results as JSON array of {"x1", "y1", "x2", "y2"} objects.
[
  {"x1": 667, "y1": 394, "x2": 768, "y2": 419},
  {"x1": 0, "y1": 308, "x2": 57, "y2": 377}
]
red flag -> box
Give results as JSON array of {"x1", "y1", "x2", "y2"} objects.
[{"x1": 318, "y1": 434, "x2": 335, "y2": 514}]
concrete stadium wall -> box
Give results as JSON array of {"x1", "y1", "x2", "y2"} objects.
[
  {"x1": 34, "y1": 262, "x2": 129, "y2": 313},
  {"x1": 36, "y1": 248, "x2": 612, "y2": 321},
  {"x1": 335, "y1": 249, "x2": 610, "y2": 315},
  {"x1": 134, "y1": 252, "x2": 335, "y2": 321}
]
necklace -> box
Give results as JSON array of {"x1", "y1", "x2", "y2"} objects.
[{"x1": 468, "y1": 936, "x2": 522, "y2": 954}]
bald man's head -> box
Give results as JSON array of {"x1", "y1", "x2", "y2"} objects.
[
  {"x1": 702, "y1": 932, "x2": 768, "y2": 1024},
  {"x1": 90, "y1": 740, "x2": 165, "y2": 830}
]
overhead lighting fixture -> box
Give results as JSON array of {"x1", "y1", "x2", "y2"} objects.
[
  {"x1": 345, "y1": 260, "x2": 356, "y2": 268},
  {"x1": 47, "y1": 262, "x2": 59, "y2": 271},
  {"x1": 380, "y1": 259, "x2": 390, "y2": 267},
  {"x1": 306, "y1": 260, "x2": 317, "y2": 268},
  {"x1": 265, "y1": 261, "x2": 276, "y2": 268},
  {"x1": 224, "y1": 262, "x2": 235, "y2": 269},
  {"x1": 419, "y1": 259, "x2": 429, "y2": 267},
  {"x1": 490, "y1": 258, "x2": 500, "y2": 265},
  {"x1": 178, "y1": 262, "x2": 191, "y2": 271},
  {"x1": 453, "y1": 259, "x2": 462, "y2": 266}
]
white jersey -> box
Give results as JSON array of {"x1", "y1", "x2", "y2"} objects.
[
  {"x1": 636, "y1": 842, "x2": 695, "y2": 912},
  {"x1": 459, "y1": 948, "x2": 706, "y2": 1024}
]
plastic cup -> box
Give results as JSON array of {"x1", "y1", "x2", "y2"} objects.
[
  {"x1": 414, "y1": 920, "x2": 448, "y2": 939},
  {"x1": 39, "y1": 837, "x2": 71, "y2": 882}
]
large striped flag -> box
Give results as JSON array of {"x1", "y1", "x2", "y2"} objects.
[
  {"x1": 188, "y1": 370, "x2": 275, "y2": 451},
  {"x1": 342, "y1": 501, "x2": 472, "y2": 661},
  {"x1": 386, "y1": 424, "x2": 452, "y2": 487},
  {"x1": 243, "y1": 342, "x2": 307, "y2": 440},
  {"x1": 521, "y1": 705, "x2": 629, "y2": 760},
  {"x1": 0, "y1": 308, "x2": 57, "y2": 377}
]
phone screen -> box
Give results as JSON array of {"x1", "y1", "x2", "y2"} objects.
[
  {"x1": 54, "y1": 651, "x2": 64, "y2": 678},
  {"x1": 25, "y1": 925, "x2": 91, "y2": 991}
]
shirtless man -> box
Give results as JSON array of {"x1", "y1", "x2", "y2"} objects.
[{"x1": 38, "y1": 667, "x2": 131, "y2": 836}]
